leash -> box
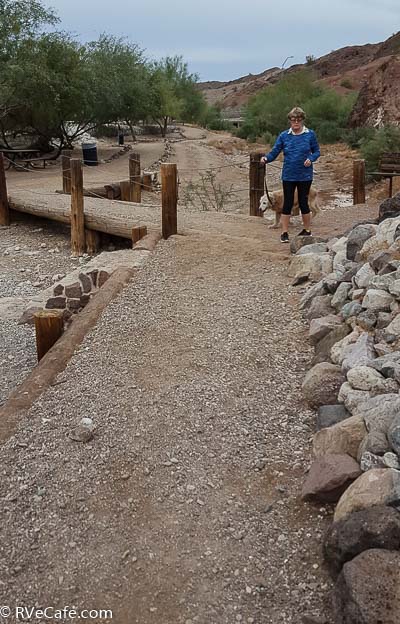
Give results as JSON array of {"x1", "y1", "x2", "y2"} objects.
[{"x1": 259, "y1": 163, "x2": 274, "y2": 214}]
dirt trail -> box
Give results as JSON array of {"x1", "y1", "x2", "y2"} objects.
[{"x1": 0, "y1": 127, "x2": 382, "y2": 624}]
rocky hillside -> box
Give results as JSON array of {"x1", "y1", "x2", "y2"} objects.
[{"x1": 200, "y1": 31, "x2": 400, "y2": 127}]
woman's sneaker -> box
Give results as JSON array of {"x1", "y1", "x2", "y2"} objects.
[
  {"x1": 280, "y1": 232, "x2": 289, "y2": 243},
  {"x1": 298, "y1": 229, "x2": 312, "y2": 236}
]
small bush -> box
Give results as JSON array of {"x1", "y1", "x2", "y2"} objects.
[
  {"x1": 305, "y1": 55, "x2": 316, "y2": 65},
  {"x1": 360, "y1": 125, "x2": 400, "y2": 175},
  {"x1": 342, "y1": 126, "x2": 375, "y2": 149},
  {"x1": 340, "y1": 78, "x2": 353, "y2": 89}
]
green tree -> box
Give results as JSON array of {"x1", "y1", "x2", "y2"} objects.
[
  {"x1": 150, "y1": 56, "x2": 203, "y2": 136},
  {"x1": 85, "y1": 35, "x2": 151, "y2": 140}
]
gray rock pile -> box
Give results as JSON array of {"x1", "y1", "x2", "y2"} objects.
[{"x1": 296, "y1": 194, "x2": 400, "y2": 623}]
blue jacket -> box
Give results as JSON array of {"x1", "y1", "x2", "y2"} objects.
[{"x1": 265, "y1": 128, "x2": 320, "y2": 181}]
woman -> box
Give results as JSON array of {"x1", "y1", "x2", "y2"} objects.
[{"x1": 261, "y1": 107, "x2": 320, "y2": 243}]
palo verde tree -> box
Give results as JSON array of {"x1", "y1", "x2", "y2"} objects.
[{"x1": 150, "y1": 56, "x2": 204, "y2": 136}]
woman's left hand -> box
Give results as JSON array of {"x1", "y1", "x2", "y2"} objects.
[{"x1": 304, "y1": 158, "x2": 312, "y2": 167}]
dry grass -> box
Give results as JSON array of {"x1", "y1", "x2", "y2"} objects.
[{"x1": 207, "y1": 136, "x2": 269, "y2": 155}]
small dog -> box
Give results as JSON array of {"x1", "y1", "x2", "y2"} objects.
[{"x1": 259, "y1": 188, "x2": 320, "y2": 229}]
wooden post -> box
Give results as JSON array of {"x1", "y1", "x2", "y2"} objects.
[
  {"x1": 353, "y1": 159, "x2": 366, "y2": 205},
  {"x1": 161, "y1": 163, "x2": 178, "y2": 239},
  {"x1": 132, "y1": 225, "x2": 148, "y2": 245},
  {"x1": 142, "y1": 172, "x2": 153, "y2": 192},
  {"x1": 0, "y1": 153, "x2": 10, "y2": 226},
  {"x1": 34, "y1": 310, "x2": 64, "y2": 361},
  {"x1": 61, "y1": 150, "x2": 72, "y2": 194},
  {"x1": 86, "y1": 229, "x2": 101, "y2": 254},
  {"x1": 249, "y1": 152, "x2": 265, "y2": 216},
  {"x1": 120, "y1": 180, "x2": 131, "y2": 202},
  {"x1": 129, "y1": 152, "x2": 141, "y2": 203},
  {"x1": 389, "y1": 176, "x2": 393, "y2": 198},
  {"x1": 70, "y1": 158, "x2": 86, "y2": 256}
]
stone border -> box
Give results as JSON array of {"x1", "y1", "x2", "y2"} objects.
[{"x1": 0, "y1": 266, "x2": 134, "y2": 445}]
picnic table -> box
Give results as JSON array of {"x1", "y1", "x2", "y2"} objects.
[
  {"x1": 0, "y1": 148, "x2": 43, "y2": 170},
  {"x1": 0, "y1": 147, "x2": 61, "y2": 170}
]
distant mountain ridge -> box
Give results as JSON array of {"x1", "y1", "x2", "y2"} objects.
[{"x1": 199, "y1": 32, "x2": 400, "y2": 127}]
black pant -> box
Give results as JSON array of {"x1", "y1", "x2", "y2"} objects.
[{"x1": 282, "y1": 180, "x2": 312, "y2": 215}]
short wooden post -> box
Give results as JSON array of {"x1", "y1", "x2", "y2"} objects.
[
  {"x1": 389, "y1": 176, "x2": 393, "y2": 198},
  {"x1": 142, "y1": 172, "x2": 153, "y2": 192},
  {"x1": 86, "y1": 229, "x2": 101, "y2": 254},
  {"x1": 34, "y1": 310, "x2": 64, "y2": 361},
  {"x1": 0, "y1": 153, "x2": 10, "y2": 226},
  {"x1": 161, "y1": 163, "x2": 178, "y2": 239},
  {"x1": 132, "y1": 225, "x2": 148, "y2": 245},
  {"x1": 120, "y1": 180, "x2": 131, "y2": 202},
  {"x1": 70, "y1": 158, "x2": 86, "y2": 256},
  {"x1": 129, "y1": 152, "x2": 141, "y2": 203},
  {"x1": 249, "y1": 152, "x2": 265, "y2": 216},
  {"x1": 61, "y1": 150, "x2": 72, "y2": 194},
  {"x1": 353, "y1": 159, "x2": 366, "y2": 205}
]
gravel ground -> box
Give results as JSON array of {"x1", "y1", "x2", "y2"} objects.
[
  {"x1": 0, "y1": 232, "x2": 335, "y2": 624},
  {"x1": 0, "y1": 218, "x2": 86, "y2": 406}
]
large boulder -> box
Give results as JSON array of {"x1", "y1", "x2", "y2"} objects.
[
  {"x1": 385, "y1": 313, "x2": 400, "y2": 337},
  {"x1": 378, "y1": 191, "x2": 400, "y2": 223},
  {"x1": 290, "y1": 235, "x2": 326, "y2": 255},
  {"x1": 369, "y1": 271, "x2": 399, "y2": 291},
  {"x1": 358, "y1": 430, "x2": 391, "y2": 460},
  {"x1": 331, "y1": 282, "x2": 352, "y2": 311},
  {"x1": 334, "y1": 549, "x2": 400, "y2": 624},
  {"x1": 288, "y1": 252, "x2": 333, "y2": 282},
  {"x1": 312, "y1": 324, "x2": 351, "y2": 365},
  {"x1": 341, "y1": 333, "x2": 377, "y2": 374},
  {"x1": 323, "y1": 505, "x2": 400, "y2": 576},
  {"x1": 309, "y1": 314, "x2": 343, "y2": 345},
  {"x1": 388, "y1": 415, "x2": 400, "y2": 456},
  {"x1": 317, "y1": 404, "x2": 351, "y2": 430},
  {"x1": 313, "y1": 415, "x2": 367, "y2": 460},
  {"x1": 340, "y1": 301, "x2": 363, "y2": 320},
  {"x1": 301, "y1": 454, "x2": 361, "y2": 503},
  {"x1": 347, "y1": 224, "x2": 377, "y2": 261},
  {"x1": 347, "y1": 365, "x2": 399, "y2": 394},
  {"x1": 354, "y1": 263, "x2": 375, "y2": 289},
  {"x1": 331, "y1": 327, "x2": 362, "y2": 365},
  {"x1": 334, "y1": 468, "x2": 400, "y2": 522},
  {"x1": 302, "y1": 362, "x2": 346, "y2": 407},
  {"x1": 368, "y1": 351, "x2": 400, "y2": 378},
  {"x1": 361, "y1": 288, "x2": 394, "y2": 312},
  {"x1": 338, "y1": 382, "x2": 371, "y2": 414},
  {"x1": 296, "y1": 243, "x2": 329, "y2": 256},
  {"x1": 353, "y1": 394, "x2": 400, "y2": 435},
  {"x1": 304, "y1": 295, "x2": 334, "y2": 321},
  {"x1": 299, "y1": 280, "x2": 328, "y2": 310}
]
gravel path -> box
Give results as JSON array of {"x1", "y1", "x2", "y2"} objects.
[{"x1": 0, "y1": 230, "x2": 334, "y2": 624}]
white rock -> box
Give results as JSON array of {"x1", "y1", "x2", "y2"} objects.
[
  {"x1": 347, "y1": 365, "x2": 399, "y2": 394},
  {"x1": 361, "y1": 289, "x2": 394, "y2": 312},
  {"x1": 354, "y1": 263, "x2": 375, "y2": 289},
  {"x1": 338, "y1": 382, "x2": 371, "y2": 414},
  {"x1": 331, "y1": 327, "x2": 362, "y2": 365},
  {"x1": 386, "y1": 313, "x2": 400, "y2": 337}
]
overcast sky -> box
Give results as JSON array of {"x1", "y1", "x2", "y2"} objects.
[{"x1": 47, "y1": 0, "x2": 399, "y2": 81}]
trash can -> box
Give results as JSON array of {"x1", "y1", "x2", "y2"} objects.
[
  {"x1": 81, "y1": 142, "x2": 98, "y2": 166},
  {"x1": 118, "y1": 131, "x2": 124, "y2": 146}
]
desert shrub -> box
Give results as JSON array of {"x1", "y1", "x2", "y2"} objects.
[
  {"x1": 200, "y1": 105, "x2": 231, "y2": 131},
  {"x1": 359, "y1": 125, "x2": 400, "y2": 175},
  {"x1": 239, "y1": 69, "x2": 356, "y2": 145},
  {"x1": 343, "y1": 126, "x2": 375, "y2": 148},
  {"x1": 340, "y1": 78, "x2": 353, "y2": 89}
]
